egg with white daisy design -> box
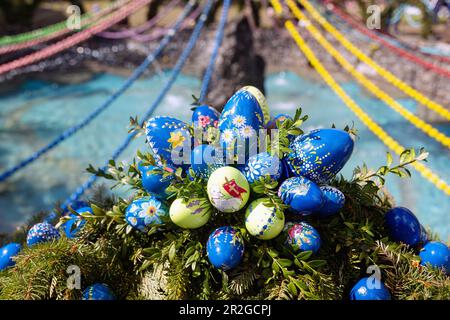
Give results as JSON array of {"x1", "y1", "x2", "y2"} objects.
[
  {"x1": 245, "y1": 198, "x2": 285, "y2": 240},
  {"x1": 317, "y1": 186, "x2": 345, "y2": 217},
  {"x1": 125, "y1": 196, "x2": 169, "y2": 232},
  {"x1": 243, "y1": 152, "x2": 282, "y2": 184},
  {"x1": 278, "y1": 177, "x2": 324, "y2": 215}
]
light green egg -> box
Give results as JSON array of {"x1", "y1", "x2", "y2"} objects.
[
  {"x1": 206, "y1": 166, "x2": 250, "y2": 213},
  {"x1": 245, "y1": 198, "x2": 285, "y2": 240},
  {"x1": 169, "y1": 198, "x2": 211, "y2": 229}
]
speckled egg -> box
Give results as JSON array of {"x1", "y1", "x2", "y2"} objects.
[
  {"x1": 207, "y1": 166, "x2": 250, "y2": 213},
  {"x1": 245, "y1": 198, "x2": 285, "y2": 240},
  {"x1": 145, "y1": 116, "x2": 191, "y2": 168},
  {"x1": 0, "y1": 243, "x2": 22, "y2": 271},
  {"x1": 191, "y1": 144, "x2": 224, "y2": 179},
  {"x1": 64, "y1": 206, "x2": 93, "y2": 239},
  {"x1": 243, "y1": 152, "x2": 282, "y2": 184},
  {"x1": 206, "y1": 226, "x2": 244, "y2": 270},
  {"x1": 125, "y1": 196, "x2": 169, "y2": 232},
  {"x1": 286, "y1": 129, "x2": 354, "y2": 184},
  {"x1": 82, "y1": 283, "x2": 115, "y2": 300},
  {"x1": 285, "y1": 222, "x2": 321, "y2": 254},
  {"x1": 169, "y1": 198, "x2": 211, "y2": 229},
  {"x1": 419, "y1": 241, "x2": 450, "y2": 274},
  {"x1": 385, "y1": 207, "x2": 421, "y2": 246},
  {"x1": 278, "y1": 177, "x2": 324, "y2": 215},
  {"x1": 240, "y1": 85, "x2": 270, "y2": 125},
  {"x1": 27, "y1": 222, "x2": 60, "y2": 246},
  {"x1": 139, "y1": 164, "x2": 173, "y2": 197},
  {"x1": 350, "y1": 277, "x2": 391, "y2": 300},
  {"x1": 317, "y1": 186, "x2": 345, "y2": 217}
]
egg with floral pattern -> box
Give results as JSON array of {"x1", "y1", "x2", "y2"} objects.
[
  {"x1": 139, "y1": 163, "x2": 173, "y2": 197},
  {"x1": 191, "y1": 144, "x2": 224, "y2": 179},
  {"x1": 192, "y1": 105, "x2": 220, "y2": 130},
  {"x1": 419, "y1": 241, "x2": 450, "y2": 274},
  {"x1": 350, "y1": 277, "x2": 391, "y2": 300},
  {"x1": 284, "y1": 222, "x2": 321, "y2": 254},
  {"x1": 317, "y1": 186, "x2": 345, "y2": 217},
  {"x1": 0, "y1": 243, "x2": 22, "y2": 271},
  {"x1": 206, "y1": 226, "x2": 244, "y2": 270},
  {"x1": 240, "y1": 85, "x2": 270, "y2": 125},
  {"x1": 64, "y1": 206, "x2": 93, "y2": 239},
  {"x1": 245, "y1": 198, "x2": 285, "y2": 240},
  {"x1": 82, "y1": 283, "x2": 115, "y2": 300},
  {"x1": 286, "y1": 129, "x2": 354, "y2": 184},
  {"x1": 207, "y1": 166, "x2": 250, "y2": 213},
  {"x1": 125, "y1": 196, "x2": 169, "y2": 232},
  {"x1": 26, "y1": 222, "x2": 60, "y2": 246},
  {"x1": 243, "y1": 152, "x2": 282, "y2": 184},
  {"x1": 384, "y1": 207, "x2": 421, "y2": 246},
  {"x1": 169, "y1": 198, "x2": 211, "y2": 229},
  {"x1": 278, "y1": 177, "x2": 324, "y2": 215},
  {"x1": 145, "y1": 116, "x2": 191, "y2": 168}
]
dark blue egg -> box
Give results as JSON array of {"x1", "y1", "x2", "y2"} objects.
[
  {"x1": 243, "y1": 152, "x2": 282, "y2": 184},
  {"x1": 64, "y1": 206, "x2": 93, "y2": 239},
  {"x1": 278, "y1": 177, "x2": 324, "y2": 215},
  {"x1": 206, "y1": 226, "x2": 244, "y2": 270},
  {"x1": 125, "y1": 196, "x2": 169, "y2": 232},
  {"x1": 317, "y1": 186, "x2": 345, "y2": 217},
  {"x1": 82, "y1": 283, "x2": 115, "y2": 300},
  {"x1": 419, "y1": 241, "x2": 450, "y2": 274},
  {"x1": 286, "y1": 129, "x2": 354, "y2": 184},
  {"x1": 191, "y1": 144, "x2": 224, "y2": 179},
  {"x1": 350, "y1": 277, "x2": 391, "y2": 300},
  {"x1": 192, "y1": 105, "x2": 220, "y2": 130},
  {"x1": 139, "y1": 164, "x2": 173, "y2": 197},
  {"x1": 285, "y1": 222, "x2": 321, "y2": 254},
  {"x1": 385, "y1": 207, "x2": 421, "y2": 246},
  {"x1": 278, "y1": 157, "x2": 293, "y2": 183},
  {"x1": 26, "y1": 222, "x2": 60, "y2": 246},
  {"x1": 0, "y1": 243, "x2": 22, "y2": 271},
  {"x1": 145, "y1": 116, "x2": 192, "y2": 168},
  {"x1": 420, "y1": 225, "x2": 428, "y2": 244}
]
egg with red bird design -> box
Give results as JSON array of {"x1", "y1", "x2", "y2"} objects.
[{"x1": 206, "y1": 226, "x2": 244, "y2": 270}]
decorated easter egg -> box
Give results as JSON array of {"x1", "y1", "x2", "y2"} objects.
[
  {"x1": 64, "y1": 206, "x2": 93, "y2": 239},
  {"x1": 243, "y1": 152, "x2": 282, "y2": 184},
  {"x1": 192, "y1": 105, "x2": 220, "y2": 129},
  {"x1": 27, "y1": 222, "x2": 60, "y2": 246},
  {"x1": 206, "y1": 226, "x2": 244, "y2": 270},
  {"x1": 125, "y1": 196, "x2": 169, "y2": 232},
  {"x1": 0, "y1": 243, "x2": 22, "y2": 271},
  {"x1": 240, "y1": 85, "x2": 270, "y2": 125},
  {"x1": 278, "y1": 177, "x2": 324, "y2": 215},
  {"x1": 169, "y1": 198, "x2": 211, "y2": 229},
  {"x1": 267, "y1": 113, "x2": 293, "y2": 129},
  {"x1": 145, "y1": 116, "x2": 191, "y2": 168},
  {"x1": 419, "y1": 241, "x2": 450, "y2": 274},
  {"x1": 350, "y1": 277, "x2": 391, "y2": 300},
  {"x1": 279, "y1": 157, "x2": 293, "y2": 183},
  {"x1": 286, "y1": 129, "x2": 354, "y2": 184},
  {"x1": 317, "y1": 186, "x2": 345, "y2": 217},
  {"x1": 385, "y1": 207, "x2": 421, "y2": 246},
  {"x1": 191, "y1": 144, "x2": 224, "y2": 179},
  {"x1": 82, "y1": 283, "x2": 115, "y2": 300},
  {"x1": 245, "y1": 198, "x2": 285, "y2": 240},
  {"x1": 207, "y1": 166, "x2": 250, "y2": 213},
  {"x1": 285, "y1": 222, "x2": 321, "y2": 254},
  {"x1": 139, "y1": 164, "x2": 173, "y2": 197}
]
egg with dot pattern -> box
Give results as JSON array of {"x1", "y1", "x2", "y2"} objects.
[
  {"x1": 82, "y1": 283, "x2": 115, "y2": 300},
  {"x1": 419, "y1": 241, "x2": 450, "y2": 274},
  {"x1": 350, "y1": 277, "x2": 391, "y2": 300},
  {"x1": 317, "y1": 186, "x2": 345, "y2": 217},
  {"x1": 0, "y1": 243, "x2": 22, "y2": 271},
  {"x1": 385, "y1": 207, "x2": 421, "y2": 246},
  {"x1": 278, "y1": 177, "x2": 324, "y2": 215},
  {"x1": 245, "y1": 198, "x2": 285, "y2": 240},
  {"x1": 284, "y1": 222, "x2": 321, "y2": 254},
  {"x1": 125, "y1": 196, "x2": 169, "y2": 232},
  {"x1": 27, "y1": 222, "x2": 60, "y2": 246},
  {"x1": 206, "y1": 226, "x2": 244, "y2": 270}
]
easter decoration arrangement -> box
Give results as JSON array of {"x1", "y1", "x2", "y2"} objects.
[{"x1": 0, "y1": 86, "x2": 449, "y2": 300}]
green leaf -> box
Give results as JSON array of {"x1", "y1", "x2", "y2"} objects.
[{"x1": 386, "y1": 152, "x2": 393, "y2": 167}]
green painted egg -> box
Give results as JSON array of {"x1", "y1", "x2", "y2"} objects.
[
  {"x1": 245, "y1": 198, "x2": 285, "y2": 240},
  {"x1": 169, "y1": 198, "x2": 211, "y2": 229}
]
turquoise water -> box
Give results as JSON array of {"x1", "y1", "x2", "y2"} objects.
[{"x1": 0, "y1": 71, "x2": 449, "y2": 239}]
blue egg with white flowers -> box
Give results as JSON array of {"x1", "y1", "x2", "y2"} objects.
[
  {"x1": 317, "y1": 186, "x2": 345, "y2": 217},
  {"x1": 82, "y1": 283, "x2": 115, "y2": 300},
  {"x1": 350, "y1": 277, "x2": 391, "y2": 300},
  {"x1": 27, "y1": 222, "x2": 60, "y2": 246},
  {"x1": 0, "y1": 243, "x2": 22, "y2": 271},
  {"x1": 286, "y1": 129, "x2": 354, "y2": 184},
  {"x1": 145, "y1": 116, "x2": 192, "y2": 168},
  {"x1": 285, "y1": 222, "x2": 321, "y2": 254},
  {"x1": 278, "y1": 177, "x2": 324, "y2": 215},
  {"x1": 125, "y1": 196, "x2": 169, "y2": 232},
  {"x1": 385, "y1": 207, "x2": 421, "y2": 246},
  {"x1": 207, "y1": 226, "x2": 244, "y2": 270},
  {"x1": 139, "y1": 164, "x2": 173, "y2": 197},
  {"x1": 191, "y1": 144, "x2": 224, "y2": 179},
  {"x1": 64, "y1": 206, "x2": 93, "y2": 239},
  {"x1": 243, "y1": 152, "x2": 282, "y2": 184},
  {"x1": 419, "y1": 241, "x2": 450, "y2": 274}
]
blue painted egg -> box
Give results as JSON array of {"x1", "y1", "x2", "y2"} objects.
[
  {"x1": 278, "y1": 177, "x2": 324, "y2": 215},
  {"x1": 240, "y1": 85, "x2": 270, "y2": 125},
  {"x1": 285, "y1": 222, "x2": 321, "y2": 254},
  {"x1": 145, "y1": 116, "x2": 191, "y2": 168},
  {"x1": 27, "y1": 222, "x2": 60, "y2": 246},
  {"x1": 317, "y1": 186, "x2": 345, "y2": 217},
  {"x1": 420, "y1": 225, "x2": 428, "y2": 244},
  {"x1": 0, "y1": 243, "x2": 22, "y2": 271},
  {"x1": 139, "y1": 164, "x2": 173, "y2": 197},
  {"x1": 206, "y1": 226, "x2": 244, "y2": 270},
  {"x1": 243, "y1": 152, "x2": 282, "y2": 184},
  {"x1": 286, "y1": 129, "x2": 354, "y2": 184},
  {"x1": 278, "y1": 157, "x2": 293, "y2": 183},
  {"x1": 64, "y1": 206, "x2": 93, "y2": 239},
  {"x1": 125, "y1": 196, "x2": 169, "y2": 232},
  {"x1": 385, "y1": 207, "x2": 421, "y2": 246},
  {"x1": 82, "y1": 283, "x2": 115, "y2": 300},
  {"x1": 267, "y1": 114, "x2": 293, "y2": 129},
  {"x1": 191, "y1": 144, "x2": 224, "y2": 179},
  {"x1": 192, "y1": 105, "x2": 220, "y2": 130},
  {"x1": 350, "y1": 277, "x2": 391, "y2": 300},
  {"x1": 419, "y1": 241, "x2": 450, "y2": 274}
]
